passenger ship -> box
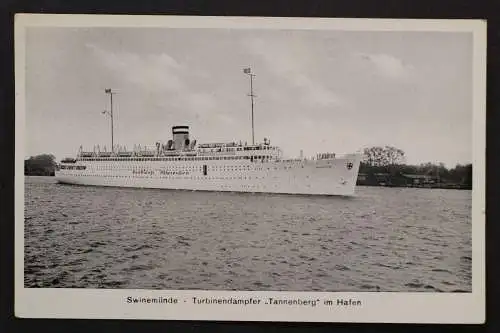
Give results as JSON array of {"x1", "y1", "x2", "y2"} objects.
[
  {"x1": 55, "y1": 69, "x2": 362, "y2": 196},
  {"x1": 56, "y1": 126, "x2": 361, "y2": 196}
]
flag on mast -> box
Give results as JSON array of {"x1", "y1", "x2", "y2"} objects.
[
  {"x1": 105, "y1": 88, "x2": 111, "y2": 93},
  {"x1": 243, "y1": 67, "x2": 251, "y2": 74}
]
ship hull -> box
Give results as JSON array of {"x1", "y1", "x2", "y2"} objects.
[{"x1": 55, "y1": 154, "x2": 362, "y2": 196}]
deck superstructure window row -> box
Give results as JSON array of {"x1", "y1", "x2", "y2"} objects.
[{"x1": 77, "y1": 155, "x2": 274, "y2": 162}]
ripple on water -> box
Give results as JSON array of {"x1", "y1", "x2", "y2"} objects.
[{"x1": 24, "y1": 177, "x2": 472, "y2": 292}]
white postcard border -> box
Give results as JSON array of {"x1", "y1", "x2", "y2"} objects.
[{"x1": 14, "y1": 14, "x2": 486, "y2": 324}]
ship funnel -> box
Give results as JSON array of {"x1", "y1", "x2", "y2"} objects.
[{"x1": 172, "y1": 125, "x2": 189, "y2": 150}]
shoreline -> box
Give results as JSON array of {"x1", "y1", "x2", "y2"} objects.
[{"x1": 356, "y1": 183, "x2": 471, "y2": 190}]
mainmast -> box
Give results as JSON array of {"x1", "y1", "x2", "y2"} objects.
[
  {"x1": 102, "y1": 88, "x2": 116, "y2": 153},
  {"x1": 243, "y1": 67, "x2": 256, "y2": 145}
]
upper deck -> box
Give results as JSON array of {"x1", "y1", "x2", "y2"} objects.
[
  {"x1": 61, "y1": 125, "x2": 347, "y2": 165},
  {"x1": 71, "y1": 141, "x2": 283, "y2": 163}
]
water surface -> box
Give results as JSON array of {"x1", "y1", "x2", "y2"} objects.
[{"x1": 24, "y1": 176, "x2": 472, "y2": 292}]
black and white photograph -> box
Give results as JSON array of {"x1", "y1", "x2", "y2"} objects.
[{"x1": 15, "y1": 15, "x2": 486, "y2": 323}]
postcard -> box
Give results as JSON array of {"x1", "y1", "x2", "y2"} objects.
[{"x1": 15, "y1": 14, "x2": 486, "y2": 323}]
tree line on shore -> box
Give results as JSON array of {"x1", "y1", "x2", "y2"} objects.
[
  {"x1": 24, "y1": 148, "x2": 473, "y2": 189},
  {"x1": 358, "y1": 146, "x2": 472, "y2": 189},
  {"x1": 24, "y1": 154, "x2": 56, "y2": 176}
]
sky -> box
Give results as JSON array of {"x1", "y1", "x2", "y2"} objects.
[{"x1": 25, "y1": 27, "x2": 473, "y2": 167}]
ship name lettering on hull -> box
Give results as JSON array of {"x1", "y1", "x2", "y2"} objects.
[{"x1": 132, "y1": 169, "x2": 190, "y2": 176}]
